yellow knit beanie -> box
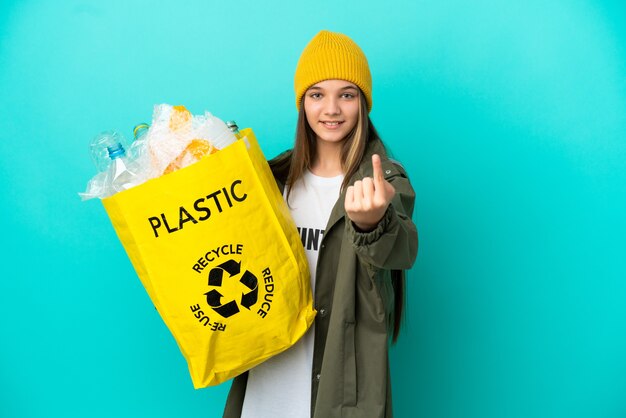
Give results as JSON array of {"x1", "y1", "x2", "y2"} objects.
[{"x1": 294, "y1": 30, "x2": 372, "y2": 112}]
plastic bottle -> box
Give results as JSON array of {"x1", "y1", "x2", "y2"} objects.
[
  {"x1": 128, "y1": 123, "x2": 150, "y2": 162},
  {"x1": 104, "y1": 141, "x2": 141, "y2": 195},
  {"x1": 133, "y1": 123, "x2": 150, "y2": 140},
  {"x1": 205, "y1": 113, "x2": 237, "y2": 149},
  {"x1": 80, "y1": 131, "x2": 141, "y2": 200},
  {"x1": 89, "y1": 131, "x2": 126, "y2": 173}
]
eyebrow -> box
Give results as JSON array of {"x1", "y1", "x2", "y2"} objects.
[{"x1": 308, "y1": 85, "x2": 358, "y2": 91}]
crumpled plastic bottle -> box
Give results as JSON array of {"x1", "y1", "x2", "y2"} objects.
[
  {"x1": 79, "y1": 131, "x2": 143, "y2": 200},
  {"x1": 80, "y1": 106, "x2": 241, "y2": 201},
  {"x1": 104, "y1": 141, "x2": 141, "y2": 195}
]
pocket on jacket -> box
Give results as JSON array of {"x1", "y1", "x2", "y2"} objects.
[{"x1": 343, "y1": 321, "x2": 357, "y2": 406}]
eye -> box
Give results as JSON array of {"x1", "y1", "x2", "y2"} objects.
[
  {"x1": 308, "y1": 92, "x2": 322, "y2": 99},
  {"x1": 341, "y1": 92, "x2": 356, "y2": 99}
]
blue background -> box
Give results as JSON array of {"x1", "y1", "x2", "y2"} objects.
[{"x1": 1, "y1": 0, "x2": 625, "y2": 417}]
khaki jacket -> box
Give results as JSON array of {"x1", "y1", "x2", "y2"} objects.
[{"x1": 223, "y1": 139, "x2": 418, "y2": 418}]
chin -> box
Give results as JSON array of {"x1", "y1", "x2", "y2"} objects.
[{"x1": 317, "y1": 136, "x2": 347, "y2": 144}]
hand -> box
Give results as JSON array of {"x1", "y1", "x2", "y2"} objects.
[{"x1": 344, "y1": 154, "x2": 396, "y2": 232}]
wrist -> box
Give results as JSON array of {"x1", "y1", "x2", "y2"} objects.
[{"x1": 352, "y1": 220, "x2": 377, "y2": 233}]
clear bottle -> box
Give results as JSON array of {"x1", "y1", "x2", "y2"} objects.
[
  {"x1": 133, "y1": 123, "x2": 150, "y2": 140},
  {"x1": 128, "y1": 123, "x2": 150, "y2": 162},
  {"x1": 204, "y1": 114, "x2": 237, "y2": 149},
  {"x1": 104, "y1": 141, "x2": 141, "y2": 195},
  {"x1": 83, "y1": 131, "x2": 141, "y2": 199},
  {"x1": 89, "y1": 131, "x2": 126, "y2": 173}
]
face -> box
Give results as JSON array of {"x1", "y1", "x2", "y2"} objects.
[{"x1": 303, "y1": 79, "x2": 360, "y2": 145}]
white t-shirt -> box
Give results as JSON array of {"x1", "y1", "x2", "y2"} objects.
[{"x1": 241, "y1": 170, "x2": 343, "y2": 418}]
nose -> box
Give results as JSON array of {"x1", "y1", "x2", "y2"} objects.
[{"x1": 323, "y1": 97, "x2": 341, "y2": 115}]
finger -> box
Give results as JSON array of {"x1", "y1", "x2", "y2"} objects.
[
  {"x1": 362, "y1": 177, "x2": 375, "y2": 201},
  {"x1": 372, "y1": 154, "x2": 384, "y2": 186},
  {"x1": 345, "y1": 185, "x2": 355, "y2": 205},
  {"x1": 353, "y1": 180, "x2": 363, "y2": 203}
]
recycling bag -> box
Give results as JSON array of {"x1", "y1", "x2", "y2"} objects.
[{"x1": 102, "y1": 128, "x2": 316, "y2": 388}]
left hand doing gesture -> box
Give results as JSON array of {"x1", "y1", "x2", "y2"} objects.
[{"x1": 345, "y1": 154, "x2": 396, "y2": 232}]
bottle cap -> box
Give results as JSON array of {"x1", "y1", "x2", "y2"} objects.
[
  {"x1": 107, "y1": 143, "x2": 126, "y2": 159},
  {"x1": 90, "y1": 131, "x2": 128, "y2": 171}
]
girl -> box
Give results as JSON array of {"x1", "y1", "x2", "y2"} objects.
[{"x1": 224, "y1": 30, "x2": 418, "y2": 418}]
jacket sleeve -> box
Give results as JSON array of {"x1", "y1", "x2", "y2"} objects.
[{"x1": 345, "y1": 161, "x2": 418, "y2": 271}]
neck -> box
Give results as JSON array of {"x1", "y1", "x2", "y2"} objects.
[{"x1": 310, "y1": 140, "x2": 343, "y2": 177}]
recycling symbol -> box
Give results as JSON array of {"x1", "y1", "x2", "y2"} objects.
[{"x1": 205, "y1": 259, "x2": 258, "y2": 318}]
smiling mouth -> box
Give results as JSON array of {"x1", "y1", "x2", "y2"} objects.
[{"x1": 320, "y1": 121, "x2": 344, "y2": 127}]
